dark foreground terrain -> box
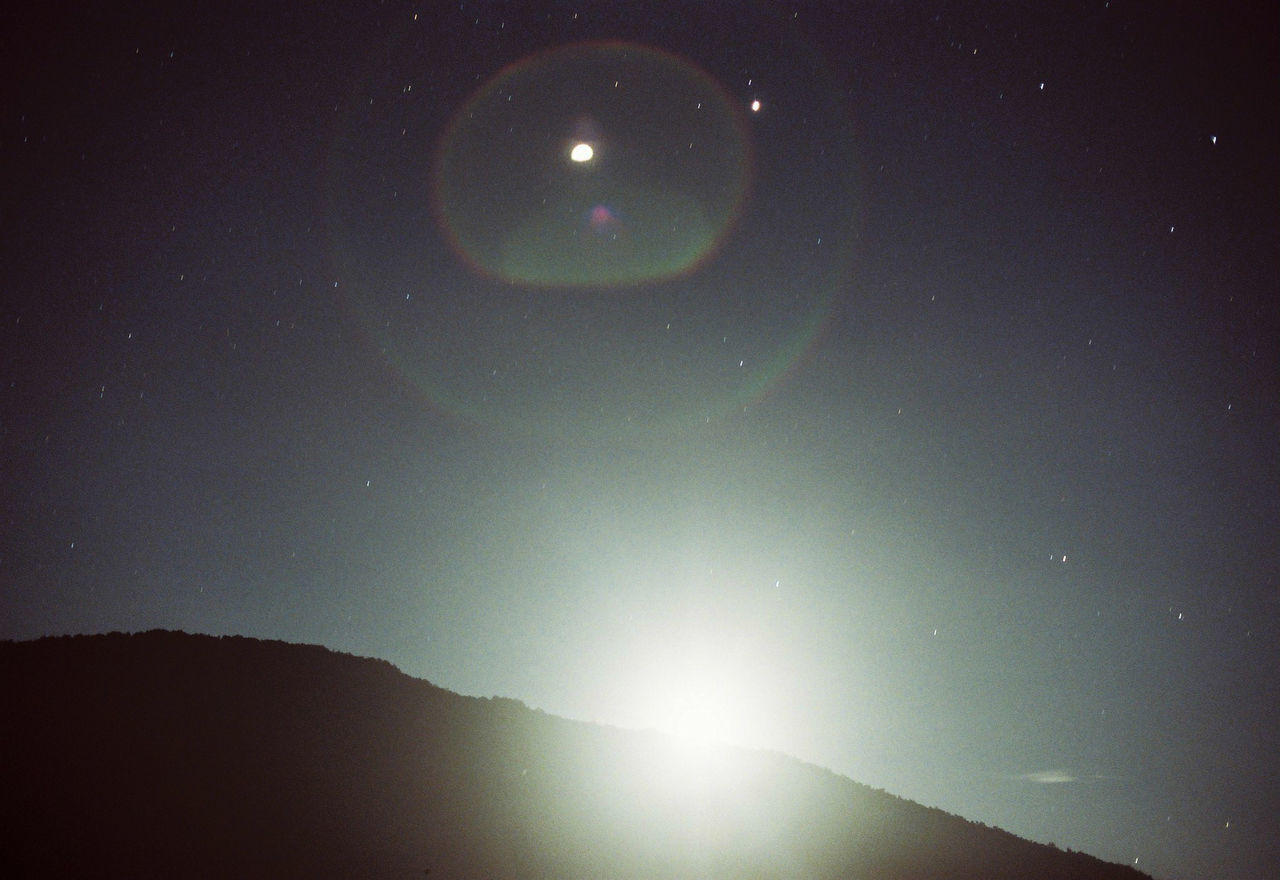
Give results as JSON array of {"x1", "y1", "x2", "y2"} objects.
[{"x1": 1, "y1": 631, "x2": 1152, "y2": 879}]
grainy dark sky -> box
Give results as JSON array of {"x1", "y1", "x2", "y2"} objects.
[{"x1": 2, "y1": 3, "x2": 1276, "y2": 878}]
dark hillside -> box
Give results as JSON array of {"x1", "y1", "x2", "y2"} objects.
[{"x1": 0, "y1": 632, "x2": 1153, "y2": 879}]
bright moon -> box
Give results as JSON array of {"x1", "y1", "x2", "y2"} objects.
[
  {"x1": 569, "y1": 142, "x2": 594, "y2": 162},
  {"x1": 622, "y1": 627, "x2": 769, "y2": 748}
]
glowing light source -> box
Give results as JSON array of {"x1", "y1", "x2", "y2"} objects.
[
  {"x1": 622, "y1": 625, "x2": 768, "y2": 749},
  {"x1": 569, "y1": 141, "x2": 594, "y2": 162}
]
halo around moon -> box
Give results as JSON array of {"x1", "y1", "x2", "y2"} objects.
[{"x1": 433, "y1": 41, "x2": 750, "y2": 288}]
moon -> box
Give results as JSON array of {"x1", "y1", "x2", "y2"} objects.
[{"x1": 622, "y1": 624, "x2": 769, "y2": 748}]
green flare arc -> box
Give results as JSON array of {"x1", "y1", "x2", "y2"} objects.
[
  {"x1": 432, "y1": 41, "x2": 750, "y2": 289},
  {"x1": 324, "y1": 22, "x2": 864, "y2": 444}
]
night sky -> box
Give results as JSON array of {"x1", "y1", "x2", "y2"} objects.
[{"x1": 2, "y1": 3, "x2": 1277, "y2": 879}]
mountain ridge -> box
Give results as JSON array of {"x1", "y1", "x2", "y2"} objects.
[{"x1": 0, "y1": 630, "x2": 1154, "y2": 879}]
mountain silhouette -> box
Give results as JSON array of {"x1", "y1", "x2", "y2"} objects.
[{"x1": 1, "y1": 631, "x2": 1152, "y2": 879}]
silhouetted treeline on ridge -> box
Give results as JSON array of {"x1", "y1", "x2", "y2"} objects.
[{"x1": 0, "y1": 631, "x2": 1152, "y2": 879}]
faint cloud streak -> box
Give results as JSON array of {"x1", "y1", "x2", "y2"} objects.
[
  {"x1": 1009, "y1": 769, "x2": 1123, "y2": 784},
  {"x1": 1017, "y1": 769, "x2": 1078, "y2": 784}
]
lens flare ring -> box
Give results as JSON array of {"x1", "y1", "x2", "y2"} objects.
[{"x1": 325, "y1": 17, "x2": 863, "y2": 443}]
